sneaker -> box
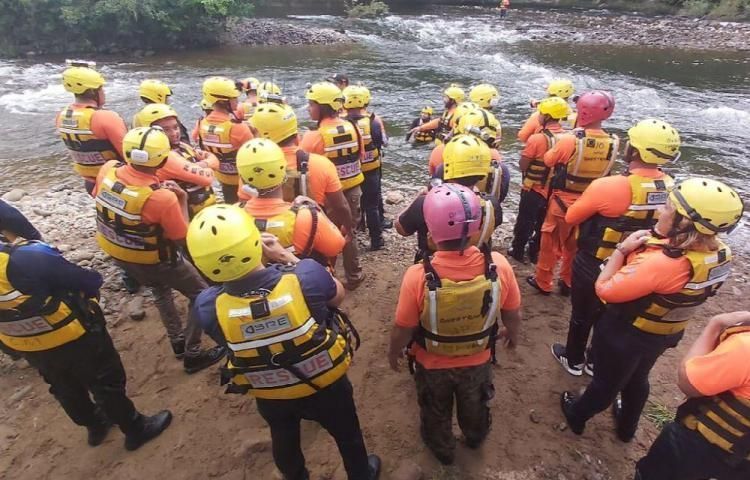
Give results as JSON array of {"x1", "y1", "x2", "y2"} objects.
[
  {"x1": 551, "y1": 343, "x2": 584, "y2": 376},
  {"x1": 183, "y1": 346, "x2": 226, "y2": 374},
  {"x1": 367, "y1": 454, "x2": 382, "y2": 480},
  {"x1": 584, "y1": 360, "x2": 594, "y2": 377},
  {"x1": 87, "y1": 421, "x2": 112, "y2": 447},
  {"x1": 170, "y1": 340, "x2": 185, "y2": 360},
  {"x1": 124, "y1": 410, "x2": 173, "y2": 451},
  {"x1": 560, "y1": 392, "x2": 585, "y2": 435},
  {"x1": 526, "y1": 276, "x2": 551, "y2": 296},
  {"x1": 558, "y1": 280, "x2": 571, "y2": 297}
]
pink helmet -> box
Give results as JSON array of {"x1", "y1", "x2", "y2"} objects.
[
  {"x1": 575, "y1": 90, "x2": 615, "y2": 127},
  {"x1": 423, "y1": 183, "x2": 481, "y2": 244}
]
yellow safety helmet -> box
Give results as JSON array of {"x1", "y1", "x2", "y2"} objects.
[
  {"x1": 240, "y1": 77, "x2": 260, "y2": 92},
  {"x1": 421, "y1": 106, "x2": 433, "y2": 115},
  {"x1": 306, "y1": 81, "x2": 344, "y2": 110},
  {"x1": 62, "y1": 67, "x2": 105, "y2": 94},
  {"x1": 250, "y1": 102, "x2": 298, "y2": 144},
  {"x1": 343, "y1": 85, "x2": 368, "y2": 109},
  {"x1": 139, "y1": 79, "x2": 172, "y2": 104},
  {"x1": 546, "y1": 78, "x2": 575, "y2": 100},
  {"x1": 456, "y1": 108, "x2": 501, "y2": 140},
  {"x1": 451, "y1": 102, "x2": 481, "y2": 131},
  {"x1": 200, "y1": 98, "x2": 213, "y2": 111},
  {"x1": 443, "y1": 134, "x2": 492, "y2": 180},
  {"x1": 236, "y1": 138, "x2": 287, "y2": 191},
  {"x1": 137, "y1": 103, "x2": 179, "y2": 126},
  {"x1": 627, "y1": 119, "x2": 681, "y2": 165},
  {"x1": 186, "y1": 204, "x2": 263, "y2": 282},
  {"x1": 537, "y1": 96, "x2": 571, "y2": 120},
  {"x1": 258, "y1": 81, "x2": 283, "y2": 103},
  {"x1": 122, "y1": 127, "x2": 171, "y2": 168},
  {"x1": 443, "y1": 84, "x2": 466, "y2": 103},
  {"x1": 669, "y1": 178, "x2": 743, "y2": 235},
  {"x1": 202, "y1": 76, "x2": 240, "y2": 105},
  {"x1": 469, "y1": 84, "x2": 500, "y2": 109}
]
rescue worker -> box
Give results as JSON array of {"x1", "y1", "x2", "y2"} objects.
[
  {"x1": 192, "y1": 98, "x2": 213, "y2": 144},
  {"x1": 243, "y1": 102, "x2": 352, "y2": 232},
  {"x1": 499, "y1": 0, "x2": 511, "y2": 18},
  {"x1": 197, "y1": 76, "x2": 254, "y2": 204},
  {"x1": 189, "y1": 204, "x2": 382, "y2": 480},
  {"x1": 410, "y1": 84, "x2": 465, "y2": 144},
  {"x1": 397, "y1": 134, "x2": 502, "y2": 260},
  {"x1": 426, "y1": 101, "x2": 481, "y2": 176},
  {"x1": 343, "y1": 85, "x2": 386, "y2": 250},
  {"x1": 329, "y1": 73, "x2": 350, "y2": 90},
  {"x1": 388, "y1": 184, "x2": 522, "y2": 465},
  {"x1": 300, "y1": 82, "x2": 364, "y2": 289},
  {"x1": 508, "y1": 97, "x2": 570, "y2": 264},
  {"x1": 258, "y1": 81, "x2": 284, "y2": 104},
  {"x1": 56, "y1": 63, "x2": 127, "y2": 195},
  {"x1": 237, "y1": 77, "x2": 260, "y2": 122},
  {"x1": 528, "y1": 91, "x2": 617, "y2": 296},
  {"x1": 137, "y1": 103, "x2": 219, "y2": 218},
  {"x1": 0, "y1": 238, "x2": 172, "y2": 450},
  {"x1": 552, "y1": 119, "x2": 679, "y2": 376},
  {"x1": 93, "y1": 127, "x2": 226, "y2": 372},
  {"x1": 469, "y1": 84, "x2": 500, "y2": 111},
  {"x1": 132, "y1": 79, "x2": 190, "y2": 143},
  {"x1": 407, "y1": 107, "x2": 436, "y2": 144},
  {"x1": 517, "y1": 78, "x2": 575, "y2": 143},
  {"x1": 635, "y1": 310, "x2": 750, "y2": 480},
  {"x1": 360, "y1": 86, "x2": 393, "y2": 232},
  {"x1": 236, "y1": 138, "x2": 345, "y2": 265},
  {"x1": 560, "y1": 178, "x2": 744, "y2": 442}
]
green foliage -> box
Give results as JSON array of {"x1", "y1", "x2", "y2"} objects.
[
  {"x1": 708, "y1": 0, "x2": 750, "y2": 17},
  {"x1": 681, "y1": 0, "x2": 712, "y2": 15},
  {"x1": 644, "y1": 402, "x2": 675, "y2": 430},
  {"x1": 0, "y1": 0, "x2": 255, "y2": 56},
  {"x1": 345, "y1": 0, "x2": 389, "y2": 18}
]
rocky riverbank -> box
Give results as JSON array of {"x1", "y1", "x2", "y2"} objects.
[{"x1": 221, "y1": 18, "x2": 353, "y2": 46}]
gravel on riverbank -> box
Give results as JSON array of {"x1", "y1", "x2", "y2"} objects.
[{"x1": 221, "y1": 18, "x2": 353, "y2": 46}]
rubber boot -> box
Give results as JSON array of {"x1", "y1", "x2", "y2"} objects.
[
  {"x1": 124, "y1": 410, "x2": 173, "y2": 451},
  {"x1": 183, "y1": 346, "x2": 226, "y2": 374}
]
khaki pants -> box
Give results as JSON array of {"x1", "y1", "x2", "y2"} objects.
[
  {"x1": 116, "y1": 256, "x2": 207, "y2": 357},
  {"x1": 341, "y1": 186, "x2": 364, "y2": 285}
]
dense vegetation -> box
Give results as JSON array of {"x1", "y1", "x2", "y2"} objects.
[{"x1": 0, "y1": 0, "x2": 255, "y2": 56}]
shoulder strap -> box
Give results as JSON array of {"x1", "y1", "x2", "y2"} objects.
[
  {"x1": 421, "y1": 252, "x2": 441, "y2": 290},
  {"x1": 295, "y1": 149, "x2": 310, "y2": 174}
]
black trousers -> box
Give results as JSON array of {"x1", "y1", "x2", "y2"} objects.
[
  {"x1": 570, "y1": 309, "x2": 682, "y2": 437},
  {"x1": 24, "y1": 327, "x2": 139, "y2": 434},
  {"x1": 255, "y1": 376, "x2": 370, "y2": 480},
  {"x1": 636, "y1": 422, "x2": 750, "y2": 480},
  {"x1": 220, "y1": 182, "x2": 239, "y2": 204},
  {"x1": 511, "y1": 188, "x2": 547, "y2": 259},
  {"x1": 565, "y1": 252, "x2": 604, "y2": 365},
  {"x1": 360, "y1": 168, "x2": 383, "y2": 242}
]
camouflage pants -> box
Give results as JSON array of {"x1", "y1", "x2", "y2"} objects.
[{"x1": 414, "y1": 362, "x2": 494, "y2": 462}]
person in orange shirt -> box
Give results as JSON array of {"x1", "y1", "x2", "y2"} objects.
[
  {"x1": 410, "y1": 84, "x2": 465, "y2": 144},
  {"x1": 509, "y1": 97, "x2": 570, "y2": 264},
  {"x1": 244, "y1": 101, "x2": 352, "y2": 231},
  {"x1": 635, "y1": 311, "x2": 750, "y2": 480},
  {"x1": 528, "y1": 91, "x2": 618, "y2": 295},
  {"x1": 56, "y1": 64, "x2": 127, "y2": 195},
  {"x1": 551, "y1": 119, "x2": 680, "y2": 377},
  {"x1": 136, "y1": 103, "x2": 219, "y2": 219},
  {"x1": 236, "y1": 138, "x2": 345, "y2": 264},
  {"x1": 499, "y1": 0, "x2": 510, "y2": 18},
  {"x1": 196, "y1": 76, "x2": 254, "y2": 204},
  {"x1": 236, "y1": 77, "x2": 260, "y2": 122},
  {"x1": 300, "y1": 81, "x2": 364, "y2": 289},
  {"x1": 389, "y1": 183, "x2": 522, "y2": 465},
  {"x1": 560, "y1": 178, "x2": 743, "y2": 443},
  {"x1": 93, "y1": 127, "x2": 226, "y2": 374},
  {"x1": 517, "y1": 78, "x2": 575, "y2": 144}
]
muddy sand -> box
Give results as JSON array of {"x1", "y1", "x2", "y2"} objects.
[{"x1": 1, "y1": 181, "x2": 748, "y2": 480}]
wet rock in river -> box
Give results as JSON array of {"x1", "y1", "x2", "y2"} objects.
[{"x1": 2, "y1": 189, "x2": 27, "y2": 202}]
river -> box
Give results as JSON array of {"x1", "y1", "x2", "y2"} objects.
[{"x1": 1, "y1": 7, "x2": 748, "y2": 215}]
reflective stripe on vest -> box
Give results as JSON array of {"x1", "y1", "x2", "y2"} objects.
[
  {"x1": 320, "y1": 119, "x2": 363, "y2": 191},
  {"x1": 476, "y1": 161, "x2": 503, "y2": 202},
  {"x1": 58, "y1": 105, "x2": 121, "y2": 178},
  {"x1": 578, "y1": 174, "x2": 674, "y2": 261},
  {"x1": 347, "y1": 113, "x2": 381, "y2": 173},
  {"x1": 216, "y1": 272, "x2": 351, "y2": 399},
  {"x1": 558, "y1": 130, "x2": 619, "y2": 193},
  {"x1": 174, "y1": 143, "x2": 216, "y2": 217},
  {"x1": 0, "y1": 243, "x2": 87, "y2": 352},
  {"x1": 199, "y1": 118, "x2": 239, "y2": 185},
  {"x1": 95, "y1": 168, "x2": 174, "y2": 265}
]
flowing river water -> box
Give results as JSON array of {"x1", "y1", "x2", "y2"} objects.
[{"x1": 0, "y1": 7, "x2": 748, "y2": 226}]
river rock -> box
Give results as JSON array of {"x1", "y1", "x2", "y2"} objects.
[
  {"x1": 391, "y1": 460, "x2": 423, "y2": 480},
  {"x1": 222, "y1": 18, "x2": 352, "y2": 46},
  {"x1": 385, "y1": 191, "x2": 405, "y2": 205},
  {"x1": 126, "y1": 297, "x2": 146, "y2": 321},
  {"x1": 69, "y1": 250, "x2": 95, "y2": 263},
  {"x1": 2, "y1": 189, "x2": 27, "y2": 202},
  {"x1": 32, "y1": 207, "x2": 53, "y2": 217}
]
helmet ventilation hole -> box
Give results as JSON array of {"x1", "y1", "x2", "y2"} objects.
[
  {"x1": 211, "y1": 226, "x2": 217, "y2": 235},
  {"x1": 241, "y1": 257, "x2": 251, "y2": 263}
]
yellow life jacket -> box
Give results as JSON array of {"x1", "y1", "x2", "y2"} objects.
[
  {"x1": 427, "y1": 194, "x2": 496, "y2": 253},
  {"x1": 253, "y1": 204, "x2": 327, "y2": 266},
  {"x1": 522, "y1": 129, "x2": 557, "y2": 191},
  {"x1": 280, "y1": 150, "x2": 312, "y2": 203},
  {"x1": 198, "y1": 117, "x2": 239, "y2": 185},
  {"x1": 319, "y1": 119, "x2": 363, "y2": 191},
  {"x1": 94, "y1": 168, "x2": 176, "y2": 265},
  {"x1": 0, "y1": 242, "x2": 91, "y2": 352},
  {"x1": 58, "y1": 105, "x2": 121, "y2": 178},
  {"x1": 416, "y1": 246, "x2": 500, "y2": 357},
  {"x1": 414, "y1": 118, "x2": 435, "y2": 143},
  {"x1": 173, "y1": 143, "x2": 216, "y2": 217},
  {"x1": 216, "y1": 270, "x2": 355, "y2": 399},
  {"x1": 435, "y1": 108, "x2": 456, "y2": 144},
  {"x1": 476, "y1": 160, "x2": 504, "y2": 203},
  {"x1": 619, "y1": 239, "x2": 731, "y2": 335},
  {"x1": 553, "y1": 129, "x2": 619, "y2": 193},
  {"x1": 678, "y1": 326, "x2": 750, "y2": 465},
  {"x1": 347, "y1": 113, "x2": 381, "y2": 173},
  {"x1": 578, "y1": 173, "x2": 674, "y2": 261}
]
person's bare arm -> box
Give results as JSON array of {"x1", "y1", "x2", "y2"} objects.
[
  {"x1": 499, "y1": 308, "x2": 521, "y2": 349},
  {"x1": 388, "y1": 325, "x2": 416, "y2": 371}
]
